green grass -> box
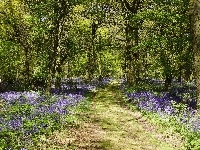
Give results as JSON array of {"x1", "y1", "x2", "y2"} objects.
[
  {"x1": 122, "y1": 82, "x2": 200, "y2": 150},
  {"x1": 65, "y1": 84, "x2": 178, "y2": 149},
  {"x1": 30, "y1": 83, "x2": 185, "y2": 149}
]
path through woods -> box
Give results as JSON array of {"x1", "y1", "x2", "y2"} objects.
[{"x1": 38, "y1": 83, "x2": 184, "y2": 150}]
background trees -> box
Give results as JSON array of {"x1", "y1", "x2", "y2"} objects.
[{"x1": 0, "y1": 0, "x2": 199, "y2": 104}]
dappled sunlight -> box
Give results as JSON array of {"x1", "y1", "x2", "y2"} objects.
[
  {"x1": 83, "y1": 86, "x2": 179, "y2": 150},
  {"x1": 1, "y1": 0, "x2": 199, "y2": 149}
]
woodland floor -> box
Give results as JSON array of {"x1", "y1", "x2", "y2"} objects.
[{"x1": 37, "y1": 82, "x2": 184, "y2": 150}]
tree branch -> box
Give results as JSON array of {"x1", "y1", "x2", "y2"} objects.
[{"x1": 122, "y1": 0, "x2": 141, "y2": 13}]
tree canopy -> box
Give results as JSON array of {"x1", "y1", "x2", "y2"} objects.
[{"x1": 0, "y1": 0, "x2": 199, "y2": 105}]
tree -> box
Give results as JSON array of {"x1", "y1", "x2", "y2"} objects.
[
  {"x1": 191, "y1": 0, "x2": 200, "y2": 106},
  {"x1": 0, "y1": 0, "x2": 35, "y2": 89},
  {"x1": 119, "y1": 0, "x2": 143, "y2": 86},
  {"x1": 25, "y1": 0, "x2": 79, "y2": 91}
]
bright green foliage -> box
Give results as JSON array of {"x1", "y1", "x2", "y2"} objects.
[{"x1": 0, "y1": 0, "x2": 197, "y2": 93}]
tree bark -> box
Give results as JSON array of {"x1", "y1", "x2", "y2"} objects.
[
  {"x1": 192, "y1": 0, "x2": 200, "y2": 106},
  {"x1": 164, "y1": 73, "x2": 172, "y2": 91},
  {"x1": 46, "y1": 0, "x2": 67, "y2": 91},
  {"x1": 87, "y1": 21, "x2": 98, "y2": 80},
  {"x1": 121, "y1": 0, "x2": 141, "y2": 86}
]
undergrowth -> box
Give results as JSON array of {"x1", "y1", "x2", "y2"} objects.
[{"x1": 124, "y1": 87, "x2": 200, "y2": 150}]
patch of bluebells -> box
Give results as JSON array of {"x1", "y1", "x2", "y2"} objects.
[
  {"x1": 123, "y1": 79, "x2": 200, "y2": 132},
  {"x1": 93, "y1": 77, "x2": 113, "y2": 86},
  {"x1": 51, "y1": 77, "x2": 113, "y2": 95},
  {"x1": 0, "y1": 92, "x2": 84, "y2": 131},
  {"x1": 0, "y1": 77, "x2": 112, "y2": 148}
]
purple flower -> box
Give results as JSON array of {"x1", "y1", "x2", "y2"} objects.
[{"x1": 123, "y1": 79, "x2": 200, "y2": 132}]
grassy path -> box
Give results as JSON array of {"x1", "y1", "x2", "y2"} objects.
[{"x1": 40, "y1": 83, "x2": 183, "y2": 150}]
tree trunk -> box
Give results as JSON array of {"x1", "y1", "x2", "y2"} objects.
[
  {"x1": 164, "y1": 73, "x2": 172, "y2": 91},
  {"x1": 55, "y1": 64, "x2": 62, "y2": 89},
  {"x1": 191, "y1": 0, "x2": 200, "y2": 107},
  {"x1": 45, "y1": 75, "x2": 52, "y2": 94},
  {"x1": 178, "y1": 67, "x2": 182, "y2": 83},
  {"x1": 87, "y1": 50, "x2": 94, "y2": 81},
  {"x1": 124, "y1": 23, "x2": 139, "y2": 86},
  {"x1": 46, "y1": 0, "x2": 67, "y2": 92},
  {"x1": 87, "y1": 21, "x2": 98, "y2": 80},
  {"x1": 125, "y1": 24, "x2": 135, "y2": 85},
  {"x1": 121, "y1": 0, "x2": 141, "y2": 86},
  {"x1": 24, "y1": 46, "x2": 30, "y2": 85}
]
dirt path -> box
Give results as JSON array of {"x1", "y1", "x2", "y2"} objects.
[{"x1": 42, "y1": 83, "x2": 183, "y2": 150}]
